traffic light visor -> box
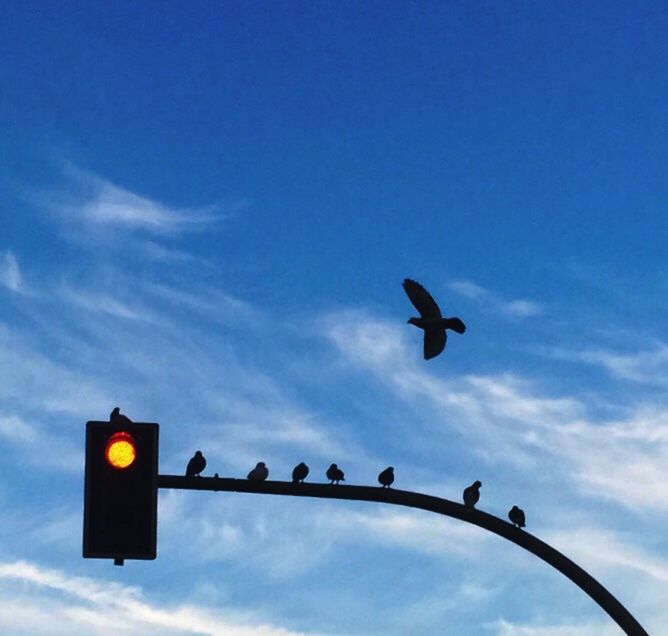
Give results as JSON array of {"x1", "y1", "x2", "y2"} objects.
[{"x1": 105, "y1": 431, "x2": 136, "y2": 469}]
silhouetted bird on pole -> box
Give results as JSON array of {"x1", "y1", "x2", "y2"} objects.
[
  {"x1": 326, "y1": 463, "x2": 345, "y2": 484},
  {"x1": 292, "y1": 462, "x2": 309, "y2": 483},
  {"x1": 463, "y1": 480, "x2": 481, "y2": 509},
  {"x1": 403, "y1": 279, "x2": 466, "y2": 360},
  {"x1": 508, "y1": 505, "x2": 526, "y2": 528},
  {"x1": 109, "y1": 407, "x2": 132, "y2": 424},
  {"x1": 378, "y1": 466, "x2": 394, "y2": 488},
  {"x1": 186, "y1": 451, "x2": 206, "y2": 477},
  {"x1": 248, "y1": 462, "x2": 269, "y2": 481}
]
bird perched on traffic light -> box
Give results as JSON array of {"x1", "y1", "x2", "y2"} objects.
[
  {"x1": 508, "y1": 505, "x2": 526, "y2": 528},
  {"x1": 463, "y1": 480, "x2": 481, "y2": 509},
  {"x1": 378, "y1": 466, "x2": 394, "y2": 488},
  {"x1": 186, "y1": 451, "x2": 206, "y2": 477},
  {"x1": 326, "y1": 463, "x2": 345, "y2": 484},
  {"x1": 403, "y1": 279, "x2": 466, "y2": 360},
  {"x1": 109, "y1": 407, "x2": 132, "y2": 424},
  {"x1": 248, "y1": 462, "x2": 269, "y2": 481},
  {"x1": 292, "y1": 462, "x2": 309, "y2": 483}
]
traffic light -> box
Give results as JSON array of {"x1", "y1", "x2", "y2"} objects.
[{"x1": 83, "y1": 420, "x2": 159, "y2": 563}]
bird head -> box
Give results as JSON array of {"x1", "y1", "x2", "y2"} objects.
[
  {"x1": 111, "y1": 407, "x2": 120, "y2": 416},
  {"x1": 258, "y1": 462, "x2": 266, "y2": 467},
  {"x1": 474, "y1": 480, "x2": 481, "y2": 487},
  {"x1": 195, "y1": 451, "x2": 202, "y2": 457}
]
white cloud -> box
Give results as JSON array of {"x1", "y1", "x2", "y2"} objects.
[
  {"x1": 489, "y1": 618, "x2": 618, "y2": 636},
  {"x1": 448, "y1": 280, "x2": 488, "y2": 300},
  {"x1": 0, "y1": 413, "x2": 37, "y2": 443},
  {"x1": 59, "y1": 285, "x2": 148, "y2": 321},
  {"x1": 25, "y1": 165, "x2": 239, "y2": 261},
  {"x1": 58, "y1": 166, "x2": 222, "y2": 235},
  {"x1": 0, "y1": 561, "x2": 310, "y2": 635},
  {"x1": 0, "y1": 251, "x2": 22, "y2": 292},
  {"x1": 0, "y1": 325, "x2": 115, "y2": 417},
  {"x1": 328, "y1": 508, "x2": 491, "y2": 560},
  {"x1": 448, "y1": 279, "x2": 543, "y2": 318},
  {"x1": 546, "y1": 526, "x2": 668, "y2": 583},
  {"x1": 546, "y1": 345, "x2": 668, "y2": 387}
]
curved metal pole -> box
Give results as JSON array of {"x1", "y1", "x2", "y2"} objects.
[{"x1": 158, "y1": 475, "x2": 648, "y2": 636}]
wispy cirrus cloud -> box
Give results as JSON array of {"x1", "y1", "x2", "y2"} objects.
[
  {"x1": 489, "y1": 618, "x2": 619, "y2": 636},
  {"x1": 54, "y1": 165, "x2": 224, "y2": 235},
  {"x1": 544, "y1": 344, "x2": 668, "y2": 388},
  {"x1": 546, "y1": 526, "x2": 668, "y2": 583},
  {"x1": 448, "y1": 280, "x2": 543, "y2": 318},
  {"x1": 0, "y1": 561, "x2": 310, "y2": 635},
  {"x1": 0, "y1": 251, "x2": 22, "y2": 292},
  {"x1": 24, "y1": 164, "x2": 244, "y2": 263}
]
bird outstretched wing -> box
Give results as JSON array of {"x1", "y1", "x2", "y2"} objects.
[
  {"x1": 403, "y1": 279, "x2": 442, "y2": 319},
  {"x1": 424, "y1": 329, "x2": 446, "y2": 360}
]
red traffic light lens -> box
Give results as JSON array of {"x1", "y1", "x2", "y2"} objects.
[{"x1": 105, "y1": 432, "x2": 137, "y2": 469}]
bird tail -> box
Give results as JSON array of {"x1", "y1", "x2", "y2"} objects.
[{"x1": 445, "y1": 317, "x2": 466, "y2": 334}]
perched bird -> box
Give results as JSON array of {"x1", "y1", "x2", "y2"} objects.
[
  {"x1": 109, "y1": 407, "x2": 132, "y2": 424},
  {"x1": 186, "y1": 451, "x2": 206, "y2": 477},
  {"x1": 403, "y1": 278, "x2": 466, "y2": 360},
  {"x1": 326, "y1": 463, "x2": 345, "y2": 484},
  {"x1": 247, "y1": 461, "x2": 269, "y2": 481},
  {"x1": 463, "y1": 480, "x2": 481, "y2": 509},
  {"x1": 508, "y1": 505, "x2": 526, "y2": 528},
  {"x1": 378, "y1": 466, "x2": 395, "y2": 488},
  {"x1": 292, "y1": 462, "x2": 309, "y2": 483}
]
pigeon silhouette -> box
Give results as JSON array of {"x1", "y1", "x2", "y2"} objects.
[
  {"x1": 403, "y1": 279, "x2": 466, "y2": 360},
  {"x1": 292, "y1": 462, "x2": 309, "y2": 483},
  {"x1": 247, "y1": 461, "x2": 269, "y2": 481},
  {"x1": 508, "y1": 505, "x2": 526, "y2": 528},
  {"x1": 326, "y1": 463, "x2": 345, "y2": 484},
  {"x1": 463, "y1": 480, "x2": 481, "y2": 509},
  {"x1": 109, "y1": 407, "x2": 132, "y2": 425},
  {"x1": 378, "y1": 466, "x2": 394, "y2": 488},
  {"x1": 186, "y1": 451, "x2": 206, "y2": 477}
]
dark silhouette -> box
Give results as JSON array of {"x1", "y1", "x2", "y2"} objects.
[
  {"x1": 292, "y1": 462, "x2": 309, "y2": 483},
  {"x1": 463, "y1": 480, "x2": 481, "y2": 509},
  {"x1": 508, "y1": 505, "x2": 526, "y2": 528},
  {"x1": 109, "y1": 406, "x2": 132, "y2": 424},
  {"x1": 326, "y1": 463, "x2": 345, "y2": 484},
  {"x1": 378, "y1": 466, "x2": 394, "y2": 488},
  {"x1": 403, "y1": 278, "x2": 466, "y2": 359},
  {"x1": 186, "y1": 451, "x2": 206, "y2": 477},
  {"x1": 247, "y1": 461, "x2": 269, "y2": 481}
]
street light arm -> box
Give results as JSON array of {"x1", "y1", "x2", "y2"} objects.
[{"x1": 157, "y1": 475, "x2": 647, "y2": 636}]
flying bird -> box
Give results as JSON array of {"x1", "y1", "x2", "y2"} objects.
[
  {"x1": 403, "y1": 279, "x2": 466, "y2": 360},
  {"x1": 186, "y1": 451, "x2": 206, "y2": 477},
  {"x1": 247, "y1": 461, "x2": 269, "y2": 481},
  {"x1": 109, "y1": 407, "x2": 132, "y2": 424},
  {"x1": 326, "y1": 463, "x2": 345, "y2": 484},
  {"x1": 378, "y1": 466, "x2": 394, "y2": 488},
  {"x1": 292, "y1": 462, "x2": 309, "y2": 483},
  {"x1": 463, "y1": 480, "x2": 481, "y2": 509},
  {"x1": 508, "y1": 505, "x2": 526, "y2": 528}
]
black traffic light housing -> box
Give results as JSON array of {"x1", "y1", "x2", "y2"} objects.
[{"x1": 83, "y1": 420, "x2": 159, "y2": 563}]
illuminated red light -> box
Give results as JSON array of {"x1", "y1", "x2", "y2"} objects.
[{"x1": 105, "y1": 432, "x2": 137, "y2": 469}]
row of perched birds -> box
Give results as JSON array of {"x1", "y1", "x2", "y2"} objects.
[{"x1": 186, "y1": 452, "x2": 526, "y2": 528}]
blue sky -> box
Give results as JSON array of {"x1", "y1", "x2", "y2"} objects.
[{"x1": 2, "y1": 2, "x2": 668, "y2": 634}]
